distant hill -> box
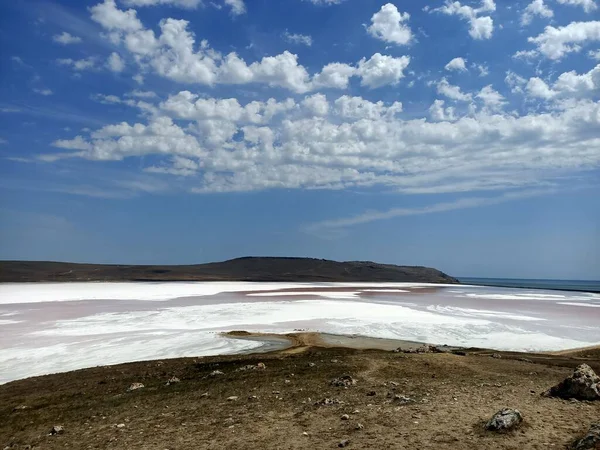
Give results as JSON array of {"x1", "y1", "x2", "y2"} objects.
[{"x1": 0, "y1": 257, "x2": 459, "y2": 284}]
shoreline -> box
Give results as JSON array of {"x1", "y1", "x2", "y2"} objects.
[{"x1": 222, "y1": 330, "x2": 600, "y2": 358}]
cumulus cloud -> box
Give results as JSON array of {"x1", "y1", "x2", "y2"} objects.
[
  {"x1": 305, "y1": 0, "x2": 345, "y2": 4},
  {"x1": 52, "y1": 32, "x2": 82, "y2": 44},
  {"x1": 356, "y1": 54, "x2": 410, "y2": 89},
  {"x1": 283, "y1": 31, "x2": 313, "y2": 46},
  {"x1": 367, "y1": 3, "x2": 412, "y2": 46},
  {"x1": 474, "y1": 63, "x2": 489, "y2": 76},
  {"x1": 521, "y1": 0, "x2": 553, "y2": 26},
  {"x1": 445, "y1": 57, "x2": 467, "y2": 72},
  {"x1": 429, "y1": 99, "x2": 456, "y2": 121},
  {"x1": 43, "y1": 90, "x2": 600, "y2": 197},
  {"x1": 33, "y1": 88, "x2": 54, "y2": 96},
  {"x1": 556, "y1": 0, "x2": 597, "y2": 13},
  {"x1": 89, "y1": 0, "x2": 409, "y2": 92},
  {"x1": 526, "y1": 64, "x2": 600, "y2": 99},
  {"x1": 476, "y1": 85, "x2": 506, "y2": 110},
  {"x1": 107, "y1": 52, "x2": 125, "y2": 72},
  {"x1": 57, "y1": 57, "x2": 96, "y2": 71},
  {"x1": 505, "y1": 71, "x2": 527, "y2": 93},
  {"x1": 437, "y1": 78, "x2": 473, "y2": 101},
  {"x1": 529, "y1": 21, "x2": 600, "y2": 60},
  {"x1": 432, "y1": 0, "x2": 495, "y2": 40},
  {"x1": 123, "y1": 0, "x2": 202, "y2": 8},
  {"x1": 223, "y1": 0, "x2": 246, "y2": 15}
]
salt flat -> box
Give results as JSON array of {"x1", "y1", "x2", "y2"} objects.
[{"x1": 1, "y1": 282, "x2": 599, "y2": 384}]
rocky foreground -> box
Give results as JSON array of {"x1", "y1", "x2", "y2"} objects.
[
  {"x1": 1, "y1": 335, "x2": 599, "y2": 450},
  {"x1": 0, "y1": 257, "x2": 458, "y2": 283}
]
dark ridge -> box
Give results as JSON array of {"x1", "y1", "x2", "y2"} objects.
[{"x1": 0, "y1": 257, "x2": 459, "y2": 284}]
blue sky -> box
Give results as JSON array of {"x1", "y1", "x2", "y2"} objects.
[{"x1": 0, "y1": 0, "x2": 599, "y2": 279}]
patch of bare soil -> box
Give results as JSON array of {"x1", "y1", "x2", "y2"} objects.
[{"x1": 1, "y1": 335, "x2": 599, "y2": 450}]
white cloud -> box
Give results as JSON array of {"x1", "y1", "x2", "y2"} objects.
[
  {"x1": 445, "y1": 57, "x2": 467, "y2": 72},
  {"x1": 429, "y1": 99, "x2": 456, "y2": 122},
  {"x1": 91, "y1": 0, "x2": 143, "y2": 32},
  {"x1": 89, "y1": 1, "x2": 408, "y2": 92},
  {"x1": 432, "y1": 0, "x2": 495, "y2": 40},
  {"x1": 283, "y1": 31, "x2": 313, "y2": 46},
  {"x1": 33, "y1": 88, "x2": 54, "y2": 96},
  {"x1": 367, "y1": 3, "x2": 412, "y2": 46},
  {"x1": 589, "y1": 49, "x2": 600, "y2": 59},
  {"x1": 437, "y1": 78, "x2": 472, "y2": 101},
  {"x1": 526, "y1": 64, "x2": 600, "y2": 100},
  {"x1": 312, "y1": 63, "x2": 356, "y2": 89},
  {"x1": 52, "y1": 32, "x2": 82, "y2": 45},
  {"x1": 224, "y1": 0, "x2": 246, "y2": 15},
  {"x1": 556, "y1": 0, "x2": 597, "y2": 13},
  {"x1": 305, "y1": 189, "x2": 554, "y2": 231},
  {"x1": 133, "y1": 74, "x2": 144, "y2": 84},
  {"x1": 302, "y1": 94, "x2": 329, "y2": 116},
  {"x1": 123, "y1": 0, "x2": 202, "y2": 8},
  {"x1": 526, "y1": 77, "x2": 556, "y2": 99},
  {"x1": 474, "y1": 63, "x2": 489, "y2": 76},
  {"x1": 128, "y1": 90, "x2": 158, "y2": 98},
  {"x1": 305, "y1": 0, "x2": 345, "y2": 4},
  {"x1": 107, "y1": 52, "x2": 125, "y2": 72},
  {"x1": 476, "y1": 85, "x2": 506, "y2": 110},
  {"x1": 505, "y1": 71, "x2": 527, "y2": 93},
  {"x1": 57, "y1": 57, "x2": 96, "y2": 71},
  {"x1": 521, "y1": 0, "x2": 553, "y2": 26},
  {"x1": 334, "y1": 95, "x2": 402, "y2": 120},
  {"x1": 45, "y1": 91, "x2": 600, "y2": 196},
  {"x1": 356, "y1": 54, "x2": 410, "y2": 89},
  {"x1": 513, "y1": 49, "x2": 539, "y2": 59},
  {"x1": 529, "y1": 21, "x2": 600, "y2": 60},
  {"x1": 470, "y1": 16, "x2": 494, "y2": 40}
]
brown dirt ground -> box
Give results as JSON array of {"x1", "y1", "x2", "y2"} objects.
[{"x1": 1, "y1": 333, "x2": 599, "y2": 450}]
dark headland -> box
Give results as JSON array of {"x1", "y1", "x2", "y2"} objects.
[{"x1": 0, "y1": 257, "x2": 459, "y2": 284}]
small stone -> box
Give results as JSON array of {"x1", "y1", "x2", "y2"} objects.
[
  {"x1": 227, "y1": 396, "x2": 239, "y2": 401},
  {"x1": 355, "y1": 423, "x2": 364, "y2": 430},
  {"x1": 315, "y1": 398, "x2": 341, "y2": 406},
  {"x1": 12, "y1": 405, "x2": 29, "y2": 412},
  {"x1": 393, "y1": 394, "x2": 414, "y2": 404},
  {"x1": 302, "y1": 432, "x2": 309, "y2": 437},
  {"x1": 341, "y1": 414, "x2": 350, "y2": 420},
  {"x1": 248, "y1": 395, "x2": 258, "y2": 400},
  {"x1": 284, "y1": 379, "x2": 291, "y2": 384},
  {"x1": 256, "y1": 362, "x2": 266, "y2": 370},
  {"x1": 210, "y1": 370, "x2": 225, "y2": 377},
  {"x1": 352, "y1": 410, "x2": 360, "y2": 414},
  {"x1": 485, "y1": 408, "x2": 523, "y2": 432},
  {"x1": 338, "y1": 439, "x2": 350, "y2": 448},
  {"x1": 308, "y1": 362, "x2": 316, "y2": 367},
  {"x1": 50, "y1": 425, "x2": 64, "y2": 435},
  {"x1": 331, "y1": 375, "x2": 356, "y2": 387},
  {"x1": 127, "y1": 382, "x2": 144, "y2": 392},
  {"x1": 200, "y1": 392, "x2": 209, "y2": 398},
  {"x1": 116, "y1": 423, "x2": 125, "y2": 428},
  {"x1": 165, "y1": 376, "x2": 180, "y2": 386},
  {"x1": 572, "y1": 423, "x2": 600, "y2": 450},
  {"x1": 491, "y1": 353, "x2": 502, "y2": 359}
]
